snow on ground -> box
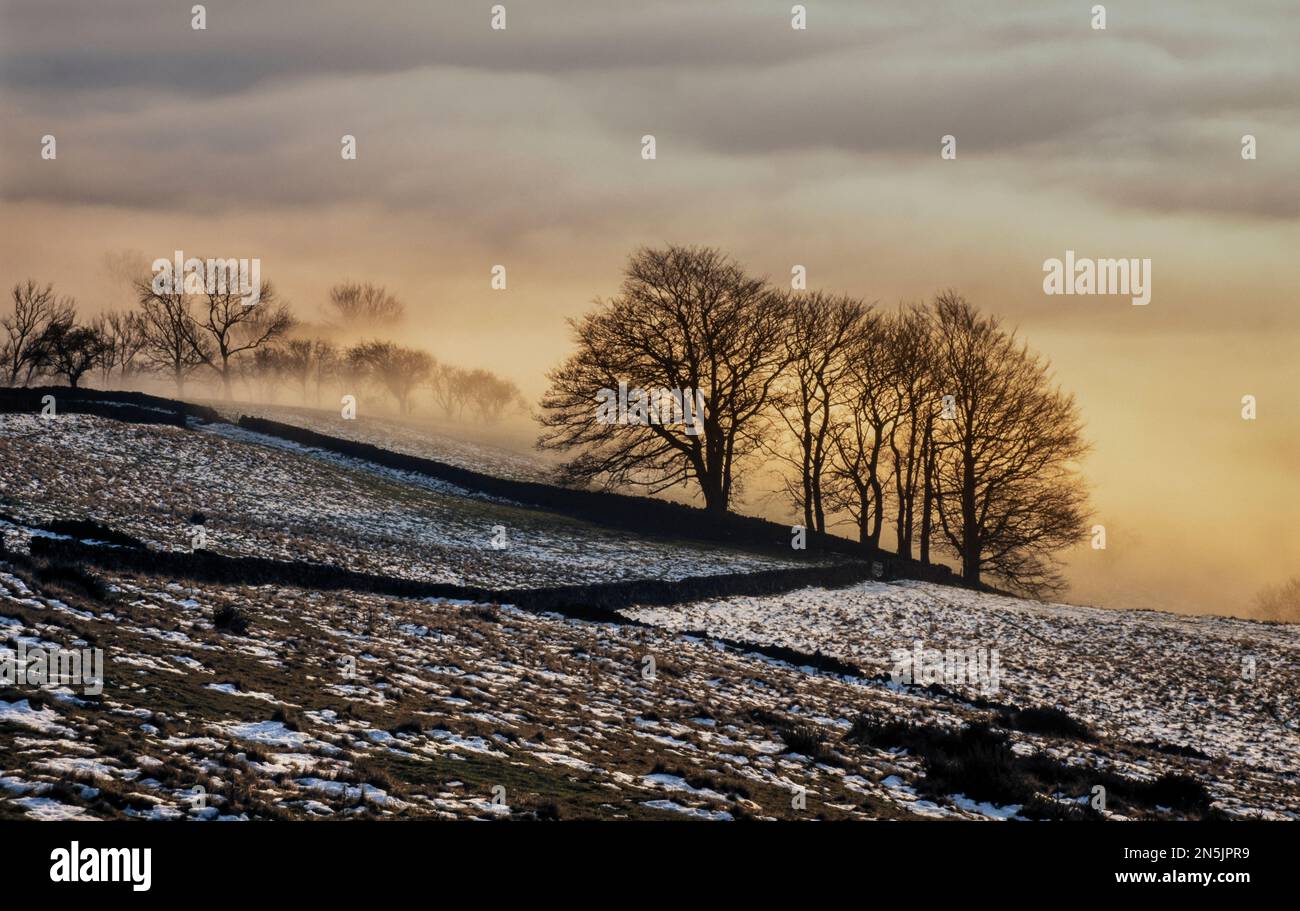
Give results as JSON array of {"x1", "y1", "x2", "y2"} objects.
[
  {"x1": 0, "y1": 413, "x2": 804, "y2": 588},
  {"x1": 2, "y1": 410, "x2": 1296, "y2": 822},
  {"x1": 210, "y1": 402, "x2": 553, "y2": 483},
  {"x1": 3, "y1": 559, "x2": 1296, "y2": 820},
  {"x1": 0, "y1": 563, "x2": 946, "y2": 821},
  {"x1": 0, "y1": 699, "x2": 75, "y2": 737},
  {"x1": 623, "y1": 580, "x2": 1300, "y2": 782}
]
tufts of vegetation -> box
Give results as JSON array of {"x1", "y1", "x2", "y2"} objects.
[
  {"x1": 271, "y1": 707, "x2": 303, "y2": 732},
  {"x1": 844, "y1": 712, "x2": 1213, "y2": 818},
  {"x1": 212, "y1": 604, "x2": 250, "y2": 635},
  {"x1": 29, "y1": 558, "x2": 116, "y2": 603},
  {"x1": 998, "y1": 705, "x2": 1094, "y2": 741}
]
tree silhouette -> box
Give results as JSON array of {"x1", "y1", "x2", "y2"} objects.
[
  {"x1": 93, "y1": 310, "x2": 148, "y2": 384},
  {"x1": 346, "y1": 341, "x2": 433, "y2": 414},
  {"x1": 193, "y1": 282, "x2": 294, "y2": 398},
  {"x1": 39, "y1": 318, "x2": 109, "y2": 388},
  {"x1": 538, "y1": 245, "x2": 791, "y2": 513},
  {"x1": 3, "y1": 281, "x2": 74, "y2": 386},
  {"x1": 886, "y1": 303, "x2": 939, "y2": 561},
  {"x1": 327, "y1": 282, "x2": 405, "y2": 331},
  {"x1": 772, "y1": 292, "x2": 868, "y2": 534},
  {"x1": 928, "y1": 292, "x2": 1090, "y2": 594},
  {"x1": 134, "y1": 278, "x2": 210, "y2": 394},
  {"x1": 826, "y1": 308, "x2": 901, "y2": 553}
]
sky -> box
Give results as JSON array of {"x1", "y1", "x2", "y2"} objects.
[{"x1": 2, "y1": 0, "x2": 1297, "y2": 617}]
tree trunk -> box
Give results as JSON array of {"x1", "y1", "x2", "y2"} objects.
[
  {"x1": 811, "y1": 474, "x2": 825, "y2": 534},
  {"x1": 919, "y1": 419, "x2": 934, "y2": 565},
  {"x1": 896, "y1": 520, "x2": 913, "y2": 561},
  {"x1": 700, "y1": 470, "x2": 728, "y2": 514},
  {"x1": 858, "y1": 496, "x2": 874, "y2": 555},
  {"x1": 869, "y1": 486, "x2": 884, "y2": 552},
  {"x1": 961, "y1": 455, "x2": 980, "y2": 585},
  {"x1": 801, "y1": 458, "x2": 813, "y2": 531}
]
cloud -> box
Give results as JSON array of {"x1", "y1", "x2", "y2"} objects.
[
  {"x1": 0, "y1": 0, "x2": 869, "y2": 95},
  {"x1": 3, "y1": 0, "x2": 1298, "y2": 225}
]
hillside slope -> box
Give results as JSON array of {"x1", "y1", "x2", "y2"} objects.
[{"x1": 1, "y1": 409, "x2": 1295, "y2": 821}]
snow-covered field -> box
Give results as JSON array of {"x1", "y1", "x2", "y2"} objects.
[
  {"x1": 212, "y1": 402, "x2": 554, "y2": 483},
  {"x1": 0, "y1": 567, "x2": 951, "y2": 820},
  {"x1": 1, "y1": 410, "x2": 1296, "y2": 821},
  {"x1": 4, "y1": 559, "x2": 1294, "y2": 821},
  {"x1": 0, "y1": 414, "x2": 804, "y2": 588},
  {"x1": 623, "y1": 581, "x2": 1300, "y2": 814}
]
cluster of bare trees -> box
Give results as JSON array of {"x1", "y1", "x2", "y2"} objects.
[
  {"x1": 3, "y1": 275, "x2": 526, "y2": 423},
  {"x1": 325, "y1": 281, "x2": 406, "y2": 332},
  {"x1": 2, "y1": 281, "x2": 110, "y2": 388},
  {"x1": 540, "y1": 245, "x2": 1091, "y2": 594},
  {"x1": 250, "y1": 337, "x2": 342, "y2": 405},
  {"x1": 428, "y1": 364, "x2": 527, "y2": 423},
  {"x1": 131, "y1": 273, "x2": 295, "y2": 396},
  {"x1": 249, "y1": 337, "x2": 524, "y2": 421},
  {"x1": 2, "y1": 274, "x2": 295, "y2": 395},
  {"x1": 223, "y1": 280, "x2": 523, "y2": 421}
]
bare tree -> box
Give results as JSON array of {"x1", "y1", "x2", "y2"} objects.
[
  {"x1": 428, "y1": 364, "x2": 524, "y2": 423},
  {"x1": 134, "y1": 279, "x2": 209, "y2": 395},
  {"x1": 826, "y1": 309, "x2": 902, "y2": 553},
  {"x1": 193, "y1": 282, "x2": 294, "y2": 398},
  {"x1": 311, "y1": 339, "x2": 339, "y2": 406},
  {"x1": 538, "y1": 245, "x2": 791, "y2": 514},
  {"x1": 3, "y1": 281, "x2": 74, "y2": 386},
  {"x1": 93, "y1": 310, "x2": 148, "y2": 385},
  {"x1": 279, "y1": 338, "x2": 315, "y2": 402},
  {"x1": 346, "y1": 341, "x2": 434, "y2": 414},
  {"x1": 428, "y1": 363, "x2": 467, "y2": 419},
  {"x1": 918, "y1": 399, "x2": 940, "y2": 565},
  {"x1": 327, "y1": 282, "x2": 405, "y2": 331},
  {"x1": 463, "y1": 368, "x2": 526, "y2": 423},
  {"x1": 268, "y1": 337, "x2": 341, "y2": 406},
  {"x1": 928, "y1": 292, "x2": 1090, "y2": 594},
  {"x1": 885, "y1": 304, "x2": 938, "y2": 560},
  {"x1": 249, "y1": 346, "x2": 289, "y2": 402},
  {"x1": 39, "y1": 317, "x2": 109, "y2": 388},
  {"x1": 772, "y1": 292, "x2": 868, "y2": 534}
]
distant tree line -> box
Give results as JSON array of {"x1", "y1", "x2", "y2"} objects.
[
  {"x1": 1252, "y1": 577, "x2": 1300, "y2": 623},
  {"x1": 1, "y1": 275, "x2": 525, "y2": 423},
  {"x1": 540, "y1": 245, "x2": 1092, "y2": 595}
]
